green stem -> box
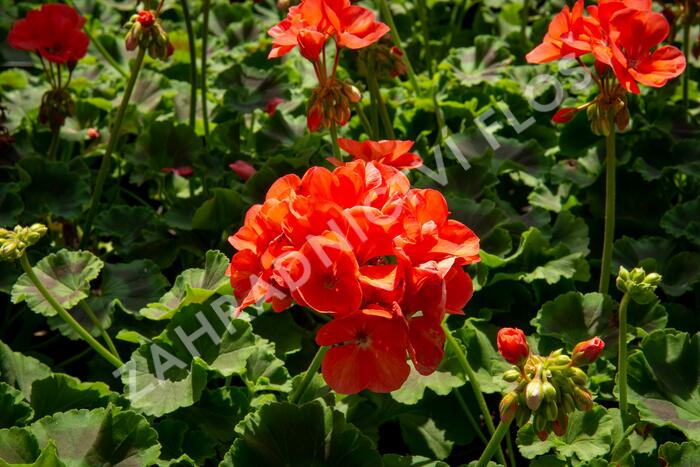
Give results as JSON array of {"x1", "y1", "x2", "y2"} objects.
[
  {"x1": 367, "y1": 56, "x2": 380, "y2": 137},
  {"x1": 78, "y1": 300, "x2": 120, "y2": 361},
  {"x1": 520, "y1": 0, "x2": 529, "y2": 39},
  {"x1": 201, "y1": 0, "x2": 211, "y2": 140},
  {"x1": 416, "y1": 0, "x2": 433, "y2": 76},
  {"x1": 47, "y1": 127, "x2": 60, "y2": 161},
  {"x1": 367, "y1": 66, "x2": 395, "y2": 139},
  {"x1": 19, "y1": 253, "x2": 123, "y2": 368},
  {"x1": 476, "y1": 420, "x2": 512, "y2": 467},
  {"x1": 453, "y1": 388, "x2": 488, "y2": 444},
  {"x1": 505, "y1": 426, "x2": 517, "y2": 467},
  {"x1": 617, "y1": 292, "x2": 631, "y2": 421},
  {"x1": 81, "y1": 48, "x2": 146, "y2": 248},
  {"x1": 682, "y1": 17, "x2": 690, "y2": 121},
  {"x1": 353, "y1": 103, "x2": 374, "y2": 139},
  {"x1": 442, "y1": 321, "x2": 508, "y2": 466},
  {"x1": 598, "y1": 114, "x2": 616, "y2": 295},
  {"x1": 289, "y1": 346, "x2": 328, "y2": 404},
  {"x1": 180, "y1": 0, "x2": 197, "y2": 128},
  {"x1": 329, "y1": 122, "x2": 342, "y2": 162},
  {"x1": 376, "y1": 0, "x2": 419, "y2": 94}
]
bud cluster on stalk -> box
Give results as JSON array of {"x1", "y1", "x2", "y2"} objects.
[
  {"x1": 0, "y1": 224, "x2": 47, "y2": 261},
  {"x1": 39, "y1": 88, "x2": 75, "y2": 132},
  {"x1": 124, "y1": 10, "x2": 173, "y2": 60},
  {"x1": 587, "y1": 84, "x2": 629, "y2": 136},
  {"x1": 497, "y1": 328, "x2": 605, "y2": 441},
  {"x1": 616, "y1": 266, "x2": 662, "y2": 305},
  {"x1": 307, "y1": 78, "x2": 361, "y2": 131},
  {"x1": 358, "y1": 39, "x2": 407, "y2": 79}
]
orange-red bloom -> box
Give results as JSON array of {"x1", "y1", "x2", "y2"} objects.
[
  {"x1": 497, "y1": 328, "x2": 529, "y2": 366},
  {"x1": 8, "y1": 4, "x2": 89, "y2": 65},
  {"x1": 227, "y1": 159, "x2": 480, "y2": 393},
  {"x1": 268, "y1": 0, "x2": 389, "y2": 61},
  {"x1": 336, "y1": 138, "x2": 423, "y2": 170},
  {"x1": 571, "y1": 336, "x2": 605, "y2": 366}
]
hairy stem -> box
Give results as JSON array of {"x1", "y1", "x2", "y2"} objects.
[
  {"x1": 476, "y1": 419, "x2": 512, "y2": 467},
  {"x1": 78, "y1": 300, "x2": 121, "y2": 361},
  {"x1": 201, "y1": 0, "x2": 211, "y2": 140},
  {"x1": 598, "y1": 113, "x2": 616, "y2": 295},
  {"x1": 180, "y1": 0, "x2": 197, "y2": 128},
  {"x1": 617, "y1": 292, "x2": 631, "y2": 421}
]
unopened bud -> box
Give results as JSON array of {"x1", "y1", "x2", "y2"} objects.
[
  {"x1": 526, "y1": 379, "x2": 543, "y2": 411},
  {"x1": 549, "y1": 354, "x2": 571, "y2": 366},
  {"x1": 552, "y1": 413, "x2": 568, "y2": 437},
  {"x1": 499, "y1": 392, "x2": 519, "y2": 423},
  {"x1": 571, "y1": 337, "x2": 605, "y2": 366},
  {"x1": 503, "y1": 369, "x2": 520, "y2": 382},
  {"x1": 568, "y1": 366, "x2": 588, "y2": 386},
  {"x1": 544, "y1": 401, "x2": 558, "y2": 421},
  {"x1": 515, "y1": 404, "x2": 531, "y2": 427},
  {"x1": 542, "y1": 381, "x2": 557, "y2": 401},
  {"x1": 534, "y1": 413, "x2": 548, "y2": 433},
  {"x1": 573, "y1": 387, "x2": 593, "y2": 412}
]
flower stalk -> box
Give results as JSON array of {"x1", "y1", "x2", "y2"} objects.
[
  {"x1": 289, "y1": 345, "x2": 328, "y2": 404},
  {"x1": 179, "y1": 0, "x2": 197, "y2": 128},
  {"x1": 617, "y1": 292, "x2": 631, "y2": 418},
  {"x1": 19, "y1": 252, "x2": 123, "y2": 368},
  {"x1": 201, "y1": 0, "x2": 211, "y2": 140},
  {"x1": 476, "y1": 419, "x2": 512, "y2": 467},
  {"x1": 598, "y1": 110, "x2": 616, "y2": 295},
  {"x1": 442, "y1": 321, "x2": 508, "y2": 466},
  {"x1": 81, "y1": 48, "x2": 146, "y2": 247}
]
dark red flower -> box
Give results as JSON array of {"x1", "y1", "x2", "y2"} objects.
[
  {"x1": 497, "y1": 328, "x2": 529, "y2": 366},
  {"x1": 229, "y1": 160, "x2": 256, "y2": 181},
  {"x1": 8, "y1": 4, "x2": 89, "y2": 65}
]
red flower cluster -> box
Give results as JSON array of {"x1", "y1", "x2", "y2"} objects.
[
  {"x1": 8, "y1": 4, "x2": 89, "y2": 65},
  {"x1": 268, "y1": 0, "x2": 390, "y2": 60},
  {"x1": 228, "y1": 156, "x2": 480, "y2": 393},
  {"x1": 527, "y1": 0, "x2": 685, "y2": 94}
]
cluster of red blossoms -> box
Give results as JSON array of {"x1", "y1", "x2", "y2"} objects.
[
  {"x1": 228, "y1": 142, "x2": 480, "y2": 394},
  {"x1": 8, "y1": 3, "x2": 89, "y2": 66},
  {"x1": 527, "y1": 0, "x2": 685, "y2": 94},
  {"x1": 268, "y1": 0, "x2": 390, "y2": 131}
]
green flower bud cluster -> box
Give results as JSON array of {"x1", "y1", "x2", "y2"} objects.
[
  {"x1": 124, "y1": 10, "x2": 173, "y2": 60},
  {"x1": 0, "y1": 224, "x2": 47, "y2": 261},
  {"x1": 499, "y1": 347, "x2": 597, "y2": 441},
  {"x1": 616, "y1": 266, "x2": 662, "y2": 305}
]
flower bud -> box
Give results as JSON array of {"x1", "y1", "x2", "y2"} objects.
[
  {"x1": 499, "y1": 392, "x2": 519, "y2": 423},
  {"x1": 544, "y1": 401, "x2": 558, "y2": 421},
  {"x1": 562, "y1": 393, "x2": 575, "y2": 414},
  {"x1": 503, "y1": 369, "x2": 521, "y2": 382},
  {"x1": 536, "y1": 430, "x2": 549, "y2": 442},
  {"x1": 515, "y1": 405, "x2": 531, "y2": 427},
  {"x1": 573, "y1": 387, "x2": 593, "y2": 412},
  {"x1": 571, "y1": 337, "x2": 605, "y2": 366},
  {"x1": 616, "y1": 266, "x2": 662, "y2": 304},
  {"x1": 137, "y1": 10, "x2": 156, "y2": 28},
  {"x1": 549, "y1": 354, "x2": 571, "y2": 366},
  {"x1": 525, "y1": 379, "x2": 543, "y2": 411},
  {"x1": 534, "y1": 413, "x2": 548, "y2": 433},
  {"x1": 497, "y1": 328, "x2": 529, "y2": 366},
  {"x1": 552, "y1": 413, "x2": 568, "y2": 437},
  {"x1": 542, "y1": 381, "x2": 557, "y2": 401},
  {"x1": 568, "y1": 366, "x2": 588, "y2": 386}
]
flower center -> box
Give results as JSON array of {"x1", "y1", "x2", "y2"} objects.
[{"x1": 355, "y1": 332, "x2": 372, "y2": 349}]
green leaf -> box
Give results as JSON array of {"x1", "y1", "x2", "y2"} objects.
[
  {"x1": 625, "y1": 330, "x2": 700, "y2": 439},
  {"x1": 532, "y1": 292, "x2": 616, "y2": 352},
  {"x1": 455, "y1": 319, "x2": 512, "y2": 394},
  {"x1": 140, "y1": 250, "x2": 230, "y2": 320},
  {"x1": 16, "y1": 158, "x2": 90, "y2": 220},
  {"x1": 663, "y1": 252, "x2": 700, "y2": 297},
  {"x1": 11, "y1": 250, "x2": 103, "y2": 318},
  {"x1": 29, "y1": 374, "x2": 112, "y2": 420},
  {"x1": 0, "y1": 427, "x2": 39, "y2": 464},
  {"x1": 661, "y1": 199, "x2": 700, "y2": 247},
  {"x1": 516, "y1": 406, "x2": 616, "y2": 462},
  {"x1": 222, "y1": 400, "x2": 382, "y2": 467},
  {"x1": 29, "y1": 407, "x2": 160, "y2": 467},
  {"x1": 399, "y1": 415, "x2": 452, "y2": 460},
  {"x1": 381, "y1": 454, "x2": 449, "y2": 467},
  {"x1": 0, "y1": 342, "x2": 52, "y2": 400},
  {"x1": 658, "y1": 440, "x2": 700, "y2": 466},
  {"x1": 0, "y1": 383, "x2": 33, "y2": 428},
  {"x1": 176, "y1": 387, "x2": 251, "y2": 444},
  {"x1": 191, "y1": 188, "x2": 245, "y2": 232}
]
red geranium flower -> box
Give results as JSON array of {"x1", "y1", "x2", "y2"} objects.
[
  {"x1": 316, "y1": 307, "x2": 410, "y2": 394},
  {"x1": 336, "y1": 138, "x2": 423, "y2": 170},
  {"x1": 497, "y1": 328, "x2": 529, "y2": 366},
  {"x1": 525, "y1": 0, "x2": 588, "y2": 64},
  {"x1": 8, "y1": 3, "x2": 89, "y2": 65},
  {"x1": 571, "y1": 336, "x2": 605, "y2": 365},
  {"x1": 607, "y1": 9, "x2": 686, "y2": 94}
]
